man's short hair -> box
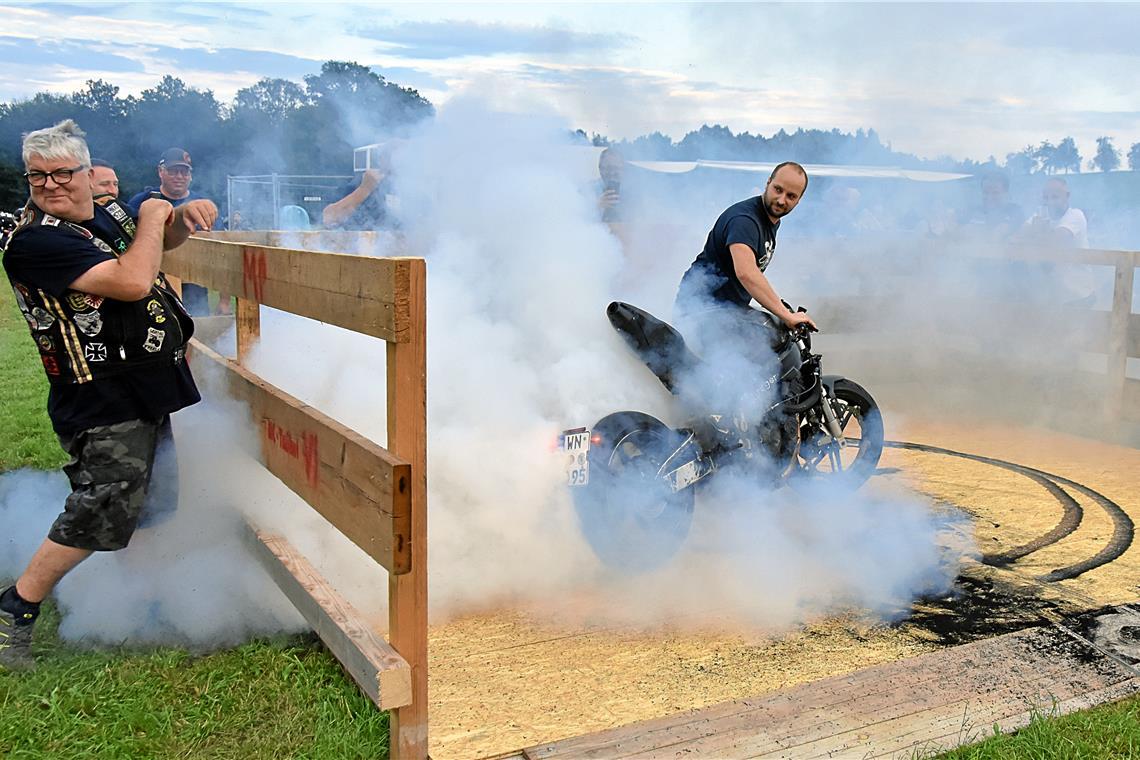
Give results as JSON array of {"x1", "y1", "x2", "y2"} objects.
[
  {"x1": 1045, "y1": 177, "x2": 1069, "y2": 191},
  {"x1": 599, "y1": 146, "x2": 623, "y2": 166},
  {"x1": 769, "y1": 161, "x2": 808, "y2": 191},
  {"x1": 22, "y1": 119, "x2": 91, "y2": 168},
  {"x1": 91, "y1": 158, "x2": 114, "y2": 169}
]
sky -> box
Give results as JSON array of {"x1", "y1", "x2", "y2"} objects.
[{"x1": 2, "y1": 2, "x2": 1138, "y2": 164}]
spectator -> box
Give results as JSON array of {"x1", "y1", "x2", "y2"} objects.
[
  {"x1": 323, "y1": 149, "x2": 392, "y2": 230},
  {"x1": 1019, "y1": 177, "x2": 1088, "y2": 248},
  {"x1": 957, "y1": 171, "x2": 1024, "y2": 241},
  {"x1": 126, "y1": 148, "x2": 211, "y2": 315},
  {"x1": 0, "y1": 119, "x2": 216, "y2": 671},
  {"x1": 90, "y1": 158, "x2": 119, "y2": 204},
  {"x1": 597, "y1": 147, "x2": 625, "y2": 223},
  {"x1": 819, "y1": 184, "x2": 883, "y2": 238}
]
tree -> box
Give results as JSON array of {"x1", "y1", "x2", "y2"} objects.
[
  {"x1": 233, "y1": 78, "x2": 306, "y2": 123},
  {"x1": 1005, "y1": 145, "x2": 1038, "y2": 175},
  {"x1": 1130, "y1": 142, "x2": 1140, "y2": 172},
  {"x1": 1052, "y1": 137, "x2": 1081, "y2": 173},
  {"x1": 1089, "y1": 136, "x2": 1121, "y2": 172}
]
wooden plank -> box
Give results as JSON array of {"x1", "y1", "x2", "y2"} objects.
[
  {"x1": 245, "y1": 525, "x2": 412, "y2": 710},
  {"x1": 235, "y1": 297, "x2": 260, "y2": 365},
  {"x1": 523, "y1": 624, "x2": 1138, "y2": 760},
  {"x1": 1106, "y1": 261, "x2": 1138, "y2": 419},
  {"x1": 387, "y1": 258, "x2": 429, "y2": 760},
  {"x1": 189, "y1": 338, "x2": 412, "y2": 574},
  {"x1": 163, "y1": 238, "x2": 417, "y2": 343}
]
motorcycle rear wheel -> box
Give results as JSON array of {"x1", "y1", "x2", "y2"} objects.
[
  {"x1": 792, "y1": 378, "x2": 884, "y2": 490},
  {"x1": 572, "y1": 412, "x2": 695, "y2": 572}
]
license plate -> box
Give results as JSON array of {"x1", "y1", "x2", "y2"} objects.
[{"x1": 560, "y1": 428, "x2": 591, "y2": 486}]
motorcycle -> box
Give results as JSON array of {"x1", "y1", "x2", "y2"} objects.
[{"x1": 560, "y1": 301, "x2": 884, "y2": 571}]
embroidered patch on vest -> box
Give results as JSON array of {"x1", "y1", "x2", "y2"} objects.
[
  {"x1": 73, "y1": 310, "x2": 103, "y2": 337},
  {"x1": 143, "y1": 327, "x2": 165, "y2": 353}
]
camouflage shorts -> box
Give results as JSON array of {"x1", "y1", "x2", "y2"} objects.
[{"x1": 49, "y1": 417, "x2": 175, "y2": 551}]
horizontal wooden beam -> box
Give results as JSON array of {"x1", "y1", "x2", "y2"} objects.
[
  {"x1": 245, "y1": 524, "x2": 412, "y2": 709},
  {"x1": 164, "y1": 237, "x2": 419, "y2": 343},
  {"x1": 190, "y1": 338, "x2": 412, "y2": 574}
]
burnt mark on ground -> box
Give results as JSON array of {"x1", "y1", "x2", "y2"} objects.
[{"x1": 902, "y1": 575, "x2": 1059, "y2": 646}]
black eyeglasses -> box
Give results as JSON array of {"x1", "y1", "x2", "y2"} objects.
[
  {"x1": 162, "y1": 165, "x2": 192, "y2": 176},
  {"x1": 24, "y1": 166, "x2": 87, "y2": 187}
]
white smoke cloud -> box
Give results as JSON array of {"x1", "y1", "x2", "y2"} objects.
[{"x1": 2, "y1": 97, "x2": 970, "y2": 649}]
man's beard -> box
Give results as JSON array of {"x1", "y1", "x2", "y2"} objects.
[{"x1": 762, "y1": 194, "x2": 789, "y2": 219}]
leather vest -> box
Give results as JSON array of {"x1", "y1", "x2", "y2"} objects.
[{"x1": 4, "y1": 200, "x2": 195, "y2": 386}]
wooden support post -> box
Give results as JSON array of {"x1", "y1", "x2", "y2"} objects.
[
  {"x1": 235, "y1": 297, "x2": 261, "y2": 365},
  {"x1": 387, "y1": 259, "x2": 428, "y2": 759},
  {"x1": 1106, "y1": 255, "x2": 1136, "y2": 423}
]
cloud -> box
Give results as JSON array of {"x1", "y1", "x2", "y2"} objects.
[
  {"x1": 148, "y1": 45, "x2": 322, "y2": 80},
  {"x1": 0, "y1": 36, "x2": 145, "y2": 74},
  {"x1": 356, "y1": 20, "x2": 632, "y2": 60}
]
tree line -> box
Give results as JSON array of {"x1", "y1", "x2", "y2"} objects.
[
  {"x1": 2, "y1": 60, "x2": 1138, "y2": 213},
  {"x1": 0, "y1": 61, "x2": 434, "y2": 211}
]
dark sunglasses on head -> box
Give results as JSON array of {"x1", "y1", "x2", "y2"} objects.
[{"x1": 24, "y1": 165, "x2": 87, "y2": 187}]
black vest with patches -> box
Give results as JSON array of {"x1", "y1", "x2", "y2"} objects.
[{"x1": 5, "y1": 200, "x2": 194, "y2": 386}]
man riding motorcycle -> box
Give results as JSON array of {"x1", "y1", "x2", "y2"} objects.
[{"x1": 673, "y1": 161, "x2": 815, "y2": 452}]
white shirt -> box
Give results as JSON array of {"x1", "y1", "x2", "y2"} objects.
[{"x1": 1029, "y1": 206, "x2": 1089, "y2": 248}]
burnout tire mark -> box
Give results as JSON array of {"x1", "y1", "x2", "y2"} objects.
[{"x1": 883, "y1": 441, "x2": 1134, "y2": 582}]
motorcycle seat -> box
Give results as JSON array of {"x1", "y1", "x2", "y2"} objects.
[{"x1": 607, "y1": 301, "x2": 701, "y2": 394}]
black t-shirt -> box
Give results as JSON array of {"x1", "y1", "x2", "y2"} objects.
[
  {"x1": 677, "y1": 196, "x2": 779, "y2": 309},
  {"x1": 3, "y1": 205, "x2": 201, "y2": 434},
  {"x1": 327, "y1": 177, "x2": 390, "y2": 230}
]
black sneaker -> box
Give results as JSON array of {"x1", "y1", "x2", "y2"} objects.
[{"x1": 0, "y1": 591, "x2": 36, "y2": 672}]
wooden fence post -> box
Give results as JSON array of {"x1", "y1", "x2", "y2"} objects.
[
  {"x1": 1106, "y1": 253, "x2": 1137, "y2": 423},
  {"x1": 387, "y1": 259, "x2": 429, "y2": 759}
]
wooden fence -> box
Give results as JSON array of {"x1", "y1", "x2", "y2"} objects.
[
  {"x1": 801, "y1": 243, "x2": 1140, "y2": 431},
  {"x1": 162, "y1": 236, "x2": 429, "y2": 759}
]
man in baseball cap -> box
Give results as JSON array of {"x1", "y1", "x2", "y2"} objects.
[{"x1": 126, "y1": 148, "x2": 211, "y2": 314}]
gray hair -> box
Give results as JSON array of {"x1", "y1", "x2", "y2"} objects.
[{"x1": 22, "y1": 119, "x2": 91, "y2": 168}]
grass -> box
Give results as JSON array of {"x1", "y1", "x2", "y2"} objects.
[
  {"x1": 931, "y1": 697, "x2": 1140, "y2": 759},
  {"x1": 1, "y1": 284, "x2": 390, "y2": 758},
  {"x1": 0, "y1": 284, "x2": 67, "y2": 471}
]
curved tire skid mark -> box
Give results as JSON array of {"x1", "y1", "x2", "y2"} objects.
[
  {"x1": 883, "y1": 441, "x2": 1084, "y2": 566},
  {"x1": 884, "y1": 441, "x2": 1134, "y2": 582}
]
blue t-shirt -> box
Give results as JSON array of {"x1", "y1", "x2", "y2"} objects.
[
  {"x1": 125, "y1": 188, "x2": 202, "y2": 214},
  {"x1": 677, "y1": 196, "x2": 779, "y2": 310},
  {"x1": 2, "y1": 204, "x2": 200, "y2": 433}
]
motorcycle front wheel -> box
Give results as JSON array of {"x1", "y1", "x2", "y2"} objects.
[
  {"x1": 572, "y1": 411, "x2": 695, "y2": 572},
  {"x1": 793, "y1": 378, "x2": 884, "y2": 490}
]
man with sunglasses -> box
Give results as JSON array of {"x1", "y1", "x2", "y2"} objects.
[
  {"x1": 1, "y1": 120, "x2": 216, "y2": 671},
  {"x1": 126, "y1": 148, "x2": 210, "y2": 315}
]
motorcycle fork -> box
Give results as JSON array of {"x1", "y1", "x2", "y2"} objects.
[{"x1": 818, "y1": 386, "x2": 848, "y2": 448}]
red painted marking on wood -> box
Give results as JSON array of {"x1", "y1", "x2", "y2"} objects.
[
  {"x1": 264, "y1": 419, "x2": 318, "y2": 487},
  {"x1": 242, "y1": 247, "x2": 267, "y2": 302},
  {"x1": 302, "y1": 431, "x2": 320, "y2": 488}
]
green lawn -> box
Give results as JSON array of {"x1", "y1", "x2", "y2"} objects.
[
  {"x1": 4, "y1": 282, "x2": 1140, "y2": 759},
  {"x1": 0, "y1": 284, "x2": 390, "y2": 758}
]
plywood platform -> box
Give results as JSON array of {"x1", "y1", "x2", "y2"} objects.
[{"x1": 503, "y1": 615, "x2": 1140, "y2": 759}]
